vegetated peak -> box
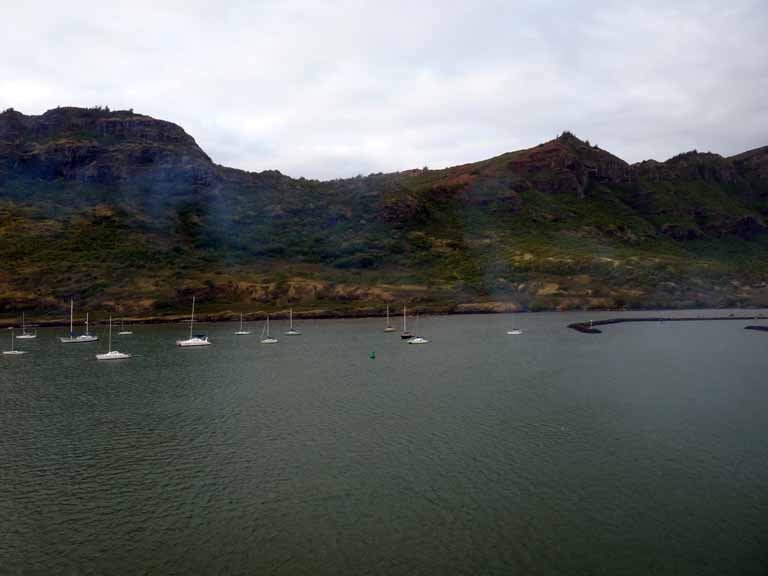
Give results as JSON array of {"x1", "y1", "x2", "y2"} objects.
[
  {"x1": 554, "y1": 130, "x2": 588, "y2": 146},
  {"x1": 2, "y1": 105, "x2": 143, "y2": 120},
  {"x1": 729, "y1": 145, "x2": 768, "y2": 183},
  {"x1": 443, "y1": 131, "x2": 623, "y2": 175},
  {"x1": 0, "y1": 106, "x2": 24, "y2": 119},
  {"x1": 484, "y1": 131, "x2": 630, "y2": 196},
  {"x1": 666, "y1": 149, "x2": 725, "y2": 163},
  {"x1": 632, "y1": 148, "x2": 743, "y2": 185},
  {"x1": 380, "y1": 132, "x2": 633, "y2": 216},
  {"x1": 729, "y1": 144, "x2": 768, "y2": 162}
]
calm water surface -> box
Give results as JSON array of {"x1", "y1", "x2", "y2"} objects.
[{"x1": 1, "y1": 311, "x2": 767, "y2": 574}]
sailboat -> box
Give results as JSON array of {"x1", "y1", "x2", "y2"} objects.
[
  {"x1": 60, "y1": 300, "x2": 98, "y2": 343},
  {"x1": 85, "y1": 313, "x2": 95, "y2": 337},
  {"x1": 96, "y1": 316, "x2": 132, "y2": 360},
  {"x1": 117, "y1": 318, "x2": 133, "y2": 336},
  {"x1": 234, "y1": 313, "x2": 251, "y2": 335},
  {"x1": 400, "y1": 306, "x2": 413, "y2": 340},
  {"x1": 261, "y1": 314, "x2": 279, "y2": 344},
  {"x1": 176, "y1": 296, "x2": 211, "y2": 347},
  {"x1": 16, "y1": 313, "x2": 37, "y2": 340},
  {"x1": 3, "y1": 329, "x2": 26, "y2": 355},
  {"x1": 407, "y1": 313, "x2": 429, "y2": 344},
  {"x1": 384, "y1": 305, "x2": 396, "y2": 332},
  {"x1": 284, "y1": 308, "x2": 301, "y2": 335}
]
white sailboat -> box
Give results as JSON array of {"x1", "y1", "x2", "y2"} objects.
[
  {"x1": 407, "y1": 313, "x2": 429, "y2": 344},
  {"x1": 261, "y1": 314, "x2": 278, "y2": 344},
  {"x1": 117, "y1": 318, "x2": 133, "y2": 336},
  {"x1": 60, "y1": 300, "x2": 98, "y2": 343},
  {"x1": 96, "y1": 316, "x2": 132, "y2": 360},
  {"x1": 176, "y1": 296, "x2": 211, "y2": 347},
  {"x1": 16, "y1": 313, "x2": 37, "y2": 340},
  {"x1": 3, "y1": 329, "x2": 26, "y2": 355},
  {"x1": 235, "y1": 313, "x2": 251, "y2": 335},
  {"x1": 384, "y1": 305, "x2": 396, "y2": 332},
  {"x1": 284, "y1": 308, "x2": 301, "y2": 335},
  {"x1": 400, "y1": 306, "x2": 413, "y2": 340}
]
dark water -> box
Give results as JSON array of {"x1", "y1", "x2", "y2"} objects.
[{"x1": 2, "y1": 311, "x2": 768, "y2": 575}]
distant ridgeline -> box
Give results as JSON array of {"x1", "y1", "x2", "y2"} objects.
[{"x1": 1, "y1": 106, "x2": 768, "y2": 317}]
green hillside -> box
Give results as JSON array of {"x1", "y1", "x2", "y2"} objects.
[{"x1": 1, "y1": 107, "x2": 768, "y2": 320}]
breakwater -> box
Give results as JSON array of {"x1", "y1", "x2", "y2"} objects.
[{"x1": 569, "y1": 315, "x2": 767, "y2": 334}]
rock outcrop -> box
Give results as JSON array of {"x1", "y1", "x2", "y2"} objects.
[
  {"x1": 632, "y1": 151, "x2": 737, "y2": 183},
  {"x1": 0, "y1": 106, "x2": 216, "y2": 186}
]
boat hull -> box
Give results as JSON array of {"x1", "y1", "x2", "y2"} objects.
[
  {"x1": 60, "y1": 335, "x2": 99, "y2": 343},
  {"x1": 96, "y1": 351, "x2": 132, "y2": 360},
  {"x1": 176, "y1": 338, "x2": 211, "y2": 347}
]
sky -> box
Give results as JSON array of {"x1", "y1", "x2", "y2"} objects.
[{"x1": 1, "y1": 0, "x2": 767, "y2": 180}]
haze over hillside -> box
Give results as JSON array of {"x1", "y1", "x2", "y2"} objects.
[{"x1": 1, "y1": 106, "x2": 768, "y2": 319}]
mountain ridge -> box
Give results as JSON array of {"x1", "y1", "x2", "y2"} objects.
[
  {"x1": 1, "y1": 106, "x2": 768, "y2": 318},
  {"x1": 3, "y1": 106, "x2": 761, "y2": 185}
]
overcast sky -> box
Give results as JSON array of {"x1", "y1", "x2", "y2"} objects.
[{"x1": 2, "y1": 0, "x2": 766, "y2": 179}]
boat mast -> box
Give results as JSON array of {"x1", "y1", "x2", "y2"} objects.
[
  {"x1": 190, "y1": 296, "x2": 196, "y2": 339},
  {"x1": 289, "y1": 308, "x2": 293, "y2": 330},
  {"x1": 386, "y1": 305, "x2": 390, "y2": 327},
  {"x1": 403, "y1": 306, "x2": 407, "y2": 332},
  {"x1": 70, "y1": 299, "x2": 74, "y2": 335},
  {"x1": 108, "y1": 316, "x2": 112, "y2": 352}
]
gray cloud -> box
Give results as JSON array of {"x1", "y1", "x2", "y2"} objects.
[{"x1": 2, "y1": 0, "x2": 766, "y2": 179}]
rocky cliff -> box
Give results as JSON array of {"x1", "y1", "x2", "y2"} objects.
[{"x1": 0, "y1": 106, "x2": 216, "y2": 186}]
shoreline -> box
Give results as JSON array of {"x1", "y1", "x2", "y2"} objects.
[
  {"x1": 1, "y1": 306, "x2": 514, "y2": 329},
  {"x1": 2, "y1": 305, "x2": 767, "y2": 330}
]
